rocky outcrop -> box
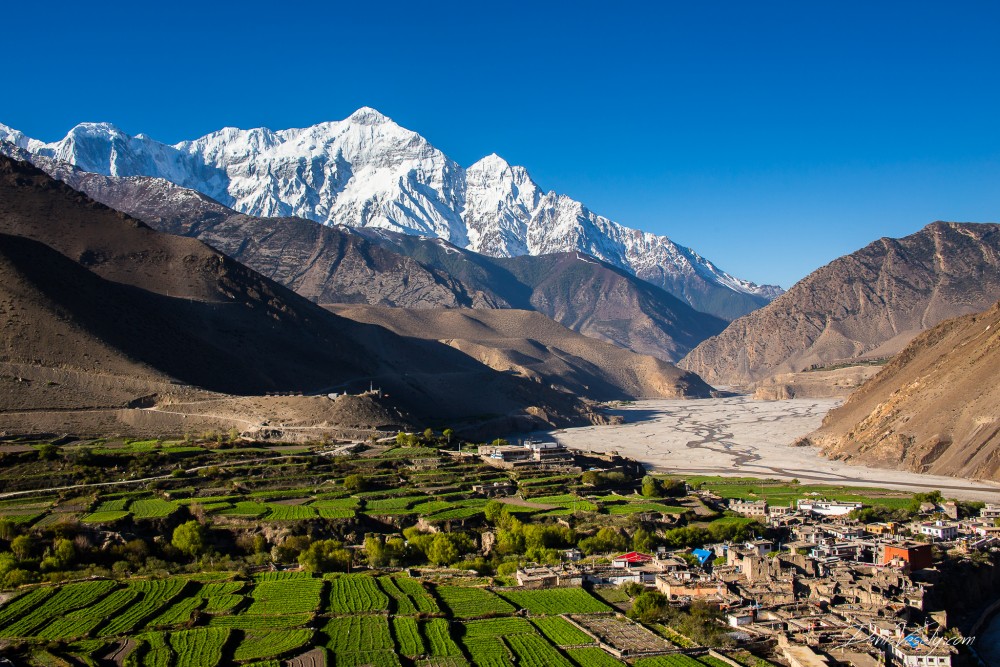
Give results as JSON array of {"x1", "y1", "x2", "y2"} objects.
[
  {"x1": 807, "y1": 302, "x2": 1000, "y2": 481},
  {"x1": 680, "y1": 222, "x2": 1000, "y2": 387},
  {"x1": 0, "y1": 144, "x2": 727, "y2": 362},
  {"x1": 0, "y1": 154, "x2": 597, "y2": 433},
  {"x1": 331, "y1": 306, "x2": 715, "y2": 400},
  {"x1": 0, "y1": 109, "x2": 781, "y2": 320}
]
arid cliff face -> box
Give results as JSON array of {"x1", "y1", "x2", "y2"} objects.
[
  {"x1": 807, "y1": 301, "x2": 1000, "y2": 481},
  {"x1": 680, "y1": 222, "x2": 1000, "y2": 387}
]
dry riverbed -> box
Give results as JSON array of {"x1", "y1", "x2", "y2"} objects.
[{"x1": 544, "y1": 397, "x2": 1000, "y2": 502}]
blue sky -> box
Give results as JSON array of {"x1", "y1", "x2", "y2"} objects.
[{"x1": 3, "y1": 1, "x2": 999, "y2": 287}]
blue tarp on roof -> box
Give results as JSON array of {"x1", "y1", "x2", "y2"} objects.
[{"x1": 692, "y1": 548, "x2": 713, "y2": 565}]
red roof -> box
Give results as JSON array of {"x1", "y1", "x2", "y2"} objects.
[{"x1": 613, "y1": 551, "x2": 653, "y2": 564}]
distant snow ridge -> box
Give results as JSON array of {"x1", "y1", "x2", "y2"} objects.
[{"x1": 0, "y1": 110, "x2": 781, "y2": 308}]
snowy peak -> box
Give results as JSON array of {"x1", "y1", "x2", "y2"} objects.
[
  {"x1": 347, "y1": 106, "x2": 391, "y2": 125},
  {"x1": 1, "y1": 108, "x2": 782, "y2": 318}
]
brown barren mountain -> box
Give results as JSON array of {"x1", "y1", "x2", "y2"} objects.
[
  {"x1": 331, "y1": 306, "x2": 714, "y2": 400},
  {"x1": 0, "y1": 144, "x2": 727, "y2": 361},
  {"x1": 679, "y1": 222, "x2": 1000, "y2": 388},
  {"x1": 0, "y1": 155, "x2": 597, "y2": 437},
  {"x1": 807, "y1": 302, "x2": 1000, "y2": 481}
]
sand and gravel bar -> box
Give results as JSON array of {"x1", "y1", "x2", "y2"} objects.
[{"x1": 541, "y1": 397, "x2": 1000, "y2": 502}]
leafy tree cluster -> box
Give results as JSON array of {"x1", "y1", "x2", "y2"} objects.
[
  {"x1": 580, "y1": 470, "x2": 629, "y2": 488},
  {"x1": 641, "y1": 475, "x2": 685, "y2": 498},
  {"x1": 628, "y1": 595, "x2": 733, "y2": 647},
  {"x1": 403, "y1": 527, "x2": 477, "y2": 566},
  {"x1": 485, "y1": 502, "x2": 575, "y2": 564}
]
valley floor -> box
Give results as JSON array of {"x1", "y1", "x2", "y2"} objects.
[{"x1": 544, "y1": 397, "x2": 1000, "y2": 502}]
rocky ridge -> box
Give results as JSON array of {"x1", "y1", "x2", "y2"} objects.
[
  {"x1": 2, "y1": 144, "x2": 726, "y2": 361},
  {"x1": 807, "y1": 302, "x2": 1000, "y2": 481},
  {"x1": 0, "y1": 110, "x2": 780, "y2": 320},
  {"x1": 679, "y1": 221, "x2": 1000, "y2": 387}
]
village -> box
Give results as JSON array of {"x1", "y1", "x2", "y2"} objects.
[{"x1": 484, "y1": 439, "x2": 1000, "y2": 667}]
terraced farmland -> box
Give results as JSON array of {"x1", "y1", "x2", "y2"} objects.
[
  {"x1": 504, "y1": 633, "x2": 575, "y2": 667},
  {"x1": 531, "y1": 616, "x2": 594, "y2": 646},
  {"x1": 499, "y1": 588, "x2": 611, "y2": 615},
  {"x1": 233, "y1": 628, "x2": 313, "y2": 661},
  {"x1": 0, "y1": 580, "x2": 117, "y2": 638},
  {"x1": 436, "y1": 586, "x2": 515, "y2": 619},
  {"x1": 326, "y1": 573, "x2": 389, "y2": 613},
  {"x1": 245, "y1": 574, "x2": 323, "y2": 615}
]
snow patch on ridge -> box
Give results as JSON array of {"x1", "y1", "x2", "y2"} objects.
[{"x1": 2, "y1": 110, "x2": 783, "y2": 306}]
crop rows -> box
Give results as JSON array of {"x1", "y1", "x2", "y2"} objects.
[
  {"x1": 424, "y1": 618, "x2": 462, "y2": 657},
  {"x1": 310, "y1": 497, "x2": 360, "y2": 510},
  {"x1": 378, "y1": 576, "x2": 437, "y2": 614},
  {"x1": 504, "y1": 633, "x2": 574, "y2": 667},
  {"x1": 217, "y1": 502, "x2": 268, "y2": 518},
  {"x1": 323, "y1": 615, "x2": 393, "y2": 653},
  {"x1": 436, "y1": 586, "x2": 514, "y2": 619},
  {"x1": 36, "y1": 588, "x2": 140, "y2": 641},
  {"x1": 427, "y1": 506, "x2": 485, "y2": 521},
  {"x1": 0, "y1": 580, "x2": 117, "y2": 638},
  {"x1": 148, "y1": 594, "x2": 203, "y2": 628},
  {"x1": 531, "y1": 617, "x2": 594, "y2": 646},
  {"x1": 264, "y1": 504, "x2": 317, "y2": 520},
  {"x1": 326, "y1": 573, "x2": 389, "y2": 613},
  {"x1": 566, "y1": 647, "x2": 627, "y2": 667},
  {"x1": 364, "y1": 496, "x2": 423, "y2": 512},
  {"x1": 634, "y1": 655, "x2": 708, "y2": 667},
  {"x1": 499, "y1": 588, "x2": 610, "y2": 615},
  {"x1": 131, "y1": 499, "x2": 179, "y2": 519},
  {"x1": 393, "y1": 616, "x2": 425, "y2": 657},
  {"x1": 698, "y1": 657, "x2": 736, "y2": 667},
  {"x1": 95, "y1": 498, "x2": 129, "y2": 512},
  {"x1": 170, "y1": 627, "x2": 230, "y2": 666},
  {"x1": 129, "y1": 631, "x2": 171, "y2": 667},
  {"x1": 82, "y1": 510, "x2": 130, "y2": 523},
  {"x1": 100, "y1": 579, "x2": 188, "y2": 636},
  {"x1": 207, "y1": 612, "x2": 312, "y2": 629},
  {"x1": 462, "y1": 617, "x2": 534, "y2": 639},
  {"x1": 245, "y1": 576, "x2": 323, "y2": 615},
  {"x1": 233, "y1": 629, "x2": 312, "y2": 661},
  {"x1": 336, "y1": 651, "x2": 403, "y2": 667},
  {"x1": 461, "y1": 637, "x2": 513, "y2": 667},
  {"x1": 0, "y1": 588, "x2": 56, "y2": 628}
]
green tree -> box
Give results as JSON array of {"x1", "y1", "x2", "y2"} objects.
[
  {"x1": 343, "y1": 474, "x2": 367, "y2": 493},
  {"x1": 365, "y1": 536, "x2": 390, "y2": 567},
  {"x1": 37, "y1": 443, "x2": 59, "y2": 461},
  {"x1": 641, "y1": 475, "x2": 663, "y2": 498},
  {"x1": 621, "y1": 582, "x2": 645, "y2": 598},
  {"x1": 423, "y1": 428, "x2": 434, "y2": 442},
  {"x1": 53, "y1": 538, "x2": 76, "y2": 568},
  {"x1": 443, "y1": 429, "x2": 454, "y2": 447},
  {"x1": 632, "y1": 527, "x2": 655, "y2": 553},
  {"x1": 10, "y1": 535, "x2": 33, "y2": 560},
  {"x1": 427, "y1": 533, "x2": 460, "y2": 566},
  {"x1": 172, "y1": 521, "x2": 207, "y2": 559},
  {"x1": 0, "y1": 519, "x2": 18, "y2": 541},
  {"x1": 628, "y1": 591, "x2": 670, "y2": 623},
  {"x1": 299, "y1": 539, "x2": 352, "y2": 572}
]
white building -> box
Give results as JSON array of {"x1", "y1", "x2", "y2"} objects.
[
  {"x1": 918, "y1": 521, "x2": 958, "y2": 541},
  {"x1": 729, "y1": 499, "x2": 768, "y2": 517},
  {"x1": 979, "y1": 503, "x2": 1000, "y2": 519},
  {"x1": 797, "y1": 499, "x2": 863, "y2": 516}
]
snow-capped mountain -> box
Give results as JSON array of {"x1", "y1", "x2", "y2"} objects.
[{"x1": 0, "y1": 108, "x2": 782, "y2": 318}]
